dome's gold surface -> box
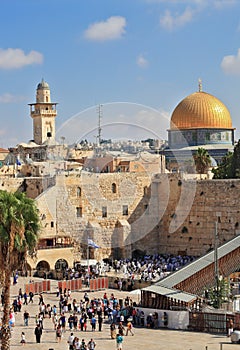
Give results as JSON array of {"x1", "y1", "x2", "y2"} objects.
[{"x1": 170, "y1": 91, "x2": 232, "y2": 130}]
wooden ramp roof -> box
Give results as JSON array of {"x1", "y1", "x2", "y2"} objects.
[{"x1": 142, "y1": 235, "x2": 240, "y2": 304}]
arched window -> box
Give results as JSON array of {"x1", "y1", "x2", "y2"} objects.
[
  {"x1": 112, "y1": 183, "x2": 117, "y2": 193},
  {"x1": 77, "y1": 187, "x2": 81, "y2": 197},
  {"x1": 55, "y1": 259, "x2": 68, "y2": 271}
]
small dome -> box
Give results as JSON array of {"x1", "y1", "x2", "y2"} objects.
[
  {"x1": 37, "y1": 78, "x2": 49, "y2": 90},
  {"x1": 170, "y1": 91, "x2": 232, "y2": 130}
]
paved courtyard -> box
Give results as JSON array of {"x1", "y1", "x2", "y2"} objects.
[{"x1": 3, "y1": 277, "x2": 236, "y2": 350}]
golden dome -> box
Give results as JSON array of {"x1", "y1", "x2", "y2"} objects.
[{"x1": 170, "y1": 91, "x2": 232, "y2": 130}]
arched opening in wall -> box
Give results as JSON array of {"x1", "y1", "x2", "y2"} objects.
[
  {"x1": 35, "y1": 260, "x2": 50, "y2": 278},
  {"x1": 46, "y1": 96, "x2": 49, "y2": 102},
  {"x1": 55, "y1": 258, "x2": 68, "y2": 271},
  {"x1": 112, "y1": 183, "x2": 117, "y2": 193},
  {"x1": 77, "y1": 187, "x2": 82, "y2": 197},
  {"x1": 36, "y1": 260, "x2": 50, "y2": 271},
  {"x1": 132, "y1": 249, "x2": 146, "y2": 259}
]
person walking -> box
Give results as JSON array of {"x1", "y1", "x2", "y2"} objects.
[
  {"x1": 67, "y1": 332, "x2": 75, "y2": 350},
  {"x1": 20, "y1": 332, "x2": 26, "y2": 346},
  {"x1": 29, "y1": 291, "x2": 34, "y2": 303},
  {"x1": 118, "y1": 322, "x2": 125, "y2": 336},
  {"x1": 34, "y1": 324, "x2": 42, "y2": 343},
  {"x1": 98, "y1": 314, "x2": 103, "y2": 332},
  {"x1": 23, "y1": 310, "x2": 29, "y2": 326},
  {"x1": 23, "y1": 292, "x2": 28, "y2": 305},
  {"x1": 126, "y1": 319, "x2": 134, "y2": 336},
  {"x1": 87, "y1": 338, "x2": 96, "y2": 350},
  {"x1": 56, "y1": 324, "x2": 63, "y2": 342},
  {"x1": 90, "y1": 315, "x2": 96, "y2": 331},
  {"x1": 80, "y1": 338, "x2": 87, "y2": 350},
  {"x1": 110, "y1": 322, "x2": 116, "y2": 339},
  {"x1": 116, "y1": 333, "x2": 123, "y2": 350}
]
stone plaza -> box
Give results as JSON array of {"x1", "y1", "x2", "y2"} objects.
[{"x1": 3, "y1": 277, "x2": 236, "y2": 350}]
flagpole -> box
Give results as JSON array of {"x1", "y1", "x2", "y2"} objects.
[{"x1": 87, "y1": 235, "x2": 89, "y2": 275}]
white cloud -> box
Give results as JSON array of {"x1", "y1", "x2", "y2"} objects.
[
  {"x1": 137, "y1": 54, "x2": 149, "y2": 68},
  {"x1": 160, "y1": 7, "x2": 195, "y2": 30},
  {"x1": 0, "y1": 93, "x2": 26, "y2": 103},
  {"x1": 221, "y1": 49, "x2": 240, "y2": 75},
  {"x1": 0, "y1": 48, "x2": 43, "y2": 69},
  {"x1": 84, "y1": 16, "x2": 126, "y2": 41}
]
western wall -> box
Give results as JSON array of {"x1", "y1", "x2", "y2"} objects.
[{"x1": 1, "y1": 172, "x2": 239, "y2": 264}]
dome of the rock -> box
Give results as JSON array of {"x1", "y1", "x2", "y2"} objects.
[{"x1": 170, "y1": 91, "x2": 232, "y2": 130}]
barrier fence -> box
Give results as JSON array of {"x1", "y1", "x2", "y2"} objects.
[
  {"x1": 25, "y1": 277, "x2": 108, "y2": 294},
  {"x1": 58, "y1": 279, "x2": 83, "y2": 292},
  {"x1": 25, "y1": 280, "x2": 51, "y2": 294},
  {"x1": 89, "y1": 277, "x2": 108, "y2": 291}
]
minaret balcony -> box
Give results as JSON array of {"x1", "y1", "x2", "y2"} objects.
[{"x1": 31, "y1": 109, "x2": 57, "y2": 117}]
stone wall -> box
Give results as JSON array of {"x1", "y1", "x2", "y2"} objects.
[
  {"x1": 135, "y1": 175, "x2": 240, "y2": 257},
  {"x1": 2, "y1": 170, "x2": 240, "y2": 266},
  {"x1": 35, "y1": 172, "x2": 240, "y2": 261}
]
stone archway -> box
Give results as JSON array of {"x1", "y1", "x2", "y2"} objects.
[
  {"x1": 35, "y1": 260, "x2": 50, "y2": 278},
  {"x1": 55, "y1": 258, "x2": 68, "y2": 271},
  {"x1": 36, "y1": 260, "x2": 50, "y2": 271}
]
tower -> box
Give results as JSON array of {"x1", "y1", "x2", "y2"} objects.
[{"x1": 29, "y1": 79, "x2": 57, "y2": 145}]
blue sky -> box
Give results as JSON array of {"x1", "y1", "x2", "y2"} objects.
[{"x1": 1, "y1": 0, "x2": 240, "y2": 147}]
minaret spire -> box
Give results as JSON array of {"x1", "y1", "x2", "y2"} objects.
[{"x1": 198, "y1": 78, "x2": 202, "y2": 92}]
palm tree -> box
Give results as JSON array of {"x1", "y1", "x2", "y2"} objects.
[
  {"x1": 0, "y1": 190, "x2": 40, "y2": 350},
  {"x1": 194, "y1": 147, "x2": 211, "y2": 174}
]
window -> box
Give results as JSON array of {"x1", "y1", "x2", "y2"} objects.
[
  {"x1": 112, "y1": 183, "x2": 117, "y2": 193},
  {"x1": 46, "y1": 239, "x2": 53, "y2": 247},
  {"x1": 77, "y1": 187, "x2": 82, "y2": 197},
  {"x1": 76, "y1": 207, "x2": 82, "y2": 217},
  {"x1": 123, "y1": 205, "x2": 128, "y2": 216},
  {"x1": 144, "y1": 186, "x2": 148, "y2": 195},
  {"x1": 51, "y1": 221, "x2": 54, "y2": 228},
  {"x1": 102, "y1": 206, "x2": 107, "y2": 218}
]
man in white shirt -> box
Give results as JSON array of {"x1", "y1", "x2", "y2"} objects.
[{"x1": 67, "y1": 332, "x2": 74, "y2": 350}]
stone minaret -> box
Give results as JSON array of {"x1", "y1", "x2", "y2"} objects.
[{"x1": 29, "y1": 79, "x2": 57, "y2": 145}]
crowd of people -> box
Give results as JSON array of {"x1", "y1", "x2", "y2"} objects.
[
  {"x1": 4, "y1": 282, "x2": 148, "y2": 349},
  {"x1": 61, "y1": 253, "x2": 196, "y2": 287},
  {"x1": 0, "y1": 253, "x2": 197, "y2": 349},
  {"x1": 111, "y1": 254, "x2": 196, "y2": 282}
]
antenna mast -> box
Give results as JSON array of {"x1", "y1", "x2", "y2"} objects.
[{"x1": 97, "y1": 104, "x2": 103, "y2": 146}]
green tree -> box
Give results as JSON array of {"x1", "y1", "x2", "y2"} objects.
[
  {"x1": 212, "y1": 152, "x2": 233, "y2": 179},
  {"x1": 212, "y1": 140, "x2": 240, "y2": 179},
  {"x1": 208, "y1": 277, "x2": 230, "y2": 309},
  {"x1": 0, "y1": 191, "x2": 40, "y2": 350},
  {"x1": 194, "y1": 147, "x2": 211, "y2": 174},
  {"x1": 231, "y1": 139, "x2": 240, "y2": 178}
]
